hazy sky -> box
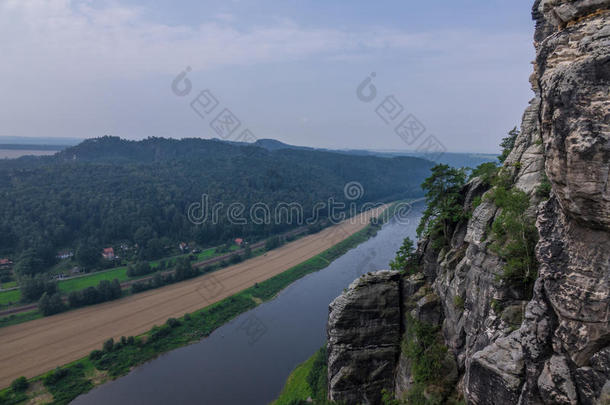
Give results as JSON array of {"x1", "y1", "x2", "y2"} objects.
[{"x1": 0, "y1": 0, "x2": 536, "y2": 153}]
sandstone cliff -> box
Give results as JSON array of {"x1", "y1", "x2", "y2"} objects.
[{"x1": 327, "y1": 1, "x2": 609, "y2": 404}]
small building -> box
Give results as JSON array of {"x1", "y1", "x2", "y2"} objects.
[
  {"x1": 179, "y1": 242, "x2": 188, "y2": 252},
  {"x1": 102, "y1": 247, "x2": 115, "y2": 260},
  {"x1": 56, "y1": 251, "x2": 73, "y2": 260},
  {"x1": 0, "y1": 258, "x2": 13, "y2": 270},
  {"x1": 234, "y1": 238, "x2": 244, "y2": 246}
]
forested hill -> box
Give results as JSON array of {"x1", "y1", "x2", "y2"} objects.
[{"x1": 0, "y1": 136, "x2": 433, "y2": 272}]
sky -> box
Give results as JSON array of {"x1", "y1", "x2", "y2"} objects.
[{"x1": 0, "y1": 0, "x2": 536, "y2": 153}]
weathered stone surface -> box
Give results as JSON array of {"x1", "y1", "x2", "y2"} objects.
[
  {"x1": 394, "y1": 350, "x2": 413, "y2": 398},
  {"x1": 574, "y1": 367, "x2": 607, "y2": 405},
  {"x1": 327, "y1": 1, "x2": 610, "y2": 404},
  {"x1": 414, "y1": 293, "x2": 442, "y2": 326},
  {"x1": 327, "y1": 270, "x2": 402, "y2": 405},
  {"x1": 466, "y1": 334, "x2": 525, "y2": 405},
  {"x1": 536, "y1": 5, "x2": 610, "y2": 231},
  {"x1": 537, "y1": 197, "x2": 610, "y2": 366},
  {"x1": 537, "y1": 355, "x2": 578, "y2": 405}
]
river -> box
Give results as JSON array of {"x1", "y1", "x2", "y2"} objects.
[{"x1": 72, "y1": 201, "x2": 424, "y2": 405}]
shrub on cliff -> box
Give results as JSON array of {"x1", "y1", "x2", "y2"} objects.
[
  {"x1": 390, "y1": 237, "x2": 419, "y2": 274},
  {"x1": 488, "y1": 178, "x2": 538, "y2": 294},
  {"x1": 469, "y1": 162, "x2": 499, "y2": 186},
  {"x1": 403, "y1": 317, "x2": 447, "y2": 384},
  {"x1": 498, "y1": 127, "x2": 519, "y2": 163},
  {"x1": 417, "y1": 164, "x2": 467, "y2": 248}
]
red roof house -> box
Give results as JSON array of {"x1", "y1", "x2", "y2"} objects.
[
  {"x1": 102, "y1": 247, "x2": 115, "y2": 260},
  {"x1": 234, "y1": 238, "x2": 243, "y2": 246}
]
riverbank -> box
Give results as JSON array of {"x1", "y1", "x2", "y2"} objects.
[
  {"x1": 0, "y1": 204, "x2": 397, "y2": 404},
  {"x1": 273, "y1": 347, "x2": 328, "y2": 405}
]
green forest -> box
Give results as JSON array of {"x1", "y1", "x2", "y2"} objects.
[{"x1": 0, "y1": 136, "x2": 433, "y2": 277}]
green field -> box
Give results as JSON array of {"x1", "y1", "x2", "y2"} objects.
[
  {"x1": 0, "y1": 310, "x2": 42, "y2": 328},
  {"x1": 1, "y1": 281, "x2": 17, "y2": 289},
  {"x1": 0, "y1": 243, "x2": 244, "y2": 308},
  {"x1": 57, "y1": 267, "x2": 129, "y2": 293},
  {"x1": 0, "y1": 289, "x2": 20, "y2": 306}
]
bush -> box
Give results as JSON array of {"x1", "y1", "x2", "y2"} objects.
[
  {"x1": 403, "y1": 316, "x2": 447, "y2": 384},
  {"x1": 103, "y1": 338, "x2": 114, "y2": 352},
  {"x1": 20, "y1": 275, "x2": 57, "y2": 302},
  {"x1": 89, "y1": 350, "x2": 103, "y2": 361},
  {"x1": 174, "y1": 257, "x2": 198, "y2": 281},
  {"x1": 11, "y1": 376, "x2": 29, "y2": 392},
  {"x1": 68, "y1": 279, "x2": 122, "y2": 308},
  {"x1": 243, "y1": 245, "x2": 253, "y2": 258},
  {"x1": 38, "y1": 292, "x2": 67, "y2": 316},
  {"x1": 44, "y1": 367, "x2": 68, "y2": 386},
  {"x1": 469, "y1": 162, "x2": 498, "y2": 185},
  {"x1": 230, "y1": 254, "x2": 243, "y2": 264},
  {"x1": 536, "y1": 173, "x2": 552, "y2": 199},
  {"x1": 126, "y1": 261, "x2": 152, "y2": 277},
  {"x1": 264, "y1": 235, "x2": 283, "y2": 250},
  {"x1": 453, "y1": 295, "x2": 465, "y2": 311},
  {"x1": 307, "y1": 222, "x2": 323, "y2": 234},
  {"x1": 150, "y1": 325, "x2": 171, "y2": 341},
  {"x1": 166, "y1": 318, "x2": 181, "y2": 328},
  {"x1": 488, "y1": 182, "x2": 538, "y2": 293},
  {"x1": 43, "y1": 363, "x2": 92, "y2": 404},
  {"x1": 471, "y1": 195, "x2": 483, "y2": 211}
]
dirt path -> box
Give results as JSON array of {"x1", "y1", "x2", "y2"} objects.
[{"x1": 0, "y1": 205, "x2": 387, "y2": 388}]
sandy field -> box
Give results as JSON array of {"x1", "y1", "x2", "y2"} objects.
[{"x1": 0, "y1": 205, "x2": 386, "y2": 388}]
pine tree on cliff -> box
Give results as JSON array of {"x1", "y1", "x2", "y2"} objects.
[{"x1": 417, "y1": 164, "x2": 467, "y2": 247}]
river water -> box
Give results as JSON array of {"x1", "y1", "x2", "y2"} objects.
[{"x1": 72, "y1": 202, "x2": 424, "y2": 405}]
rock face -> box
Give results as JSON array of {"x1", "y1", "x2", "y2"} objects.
[
  {"x1": 327, "y1": 271, "x2": 402, "y2": 404},
  {"x1": 326, "y1": 1, "x2": 610, "y2": 404}
]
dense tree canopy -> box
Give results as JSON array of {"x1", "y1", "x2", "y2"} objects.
[{"x1": 0, "y1": 136, "x2": 434, "y2": 274}]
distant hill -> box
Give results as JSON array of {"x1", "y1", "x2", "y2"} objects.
[
  {"x1": 245, "y1": 139, "x2": 497, "y2": 168},
  {"x1": 253, "y1": 138, "x2": 314, "y2": 152},
  {"x1": 0, "y1": 136, "x2": 434, "y2": 272},
  {"x1": 352, "y1": 150, "x2": 498, "y2": 169},
  {"x1": 0, "y1": 136, "x2": 81, "y2": 147}
]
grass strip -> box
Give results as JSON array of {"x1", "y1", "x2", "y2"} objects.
[{"x1": 272, "y1": 347, "x2": 329, "y2": 405}]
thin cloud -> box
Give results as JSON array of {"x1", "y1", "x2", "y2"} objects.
[{"x1": 0, "y1": 0, "x2": 528, "y2": 80}]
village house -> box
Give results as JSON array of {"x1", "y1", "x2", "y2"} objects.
[
  {"x1": 56, "y1": 251, "x2": 74, "y2": 260},
  {"x1": 102, "y1": 247, "x2": 115, "y2": 260},
  {"x1": 179, "y1": 242, "x2": 188, "y2": 252},
  {"x1": 234, "y1": 238, "x2": 244, "y2": 246},
  {"x1": 0, "y1": 258, "x2": 12, "y2": 270}
]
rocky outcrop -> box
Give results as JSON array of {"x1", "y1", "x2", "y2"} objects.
[
  {"x1": 466, "y1": 2, "x2": 610, "y2": 404},
  {"x1": 327, "y1": 1, "x2": 609, "y2": 404},
  {"x1": 327, "y1": 271, "x2": 402, "y2": 404}
]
